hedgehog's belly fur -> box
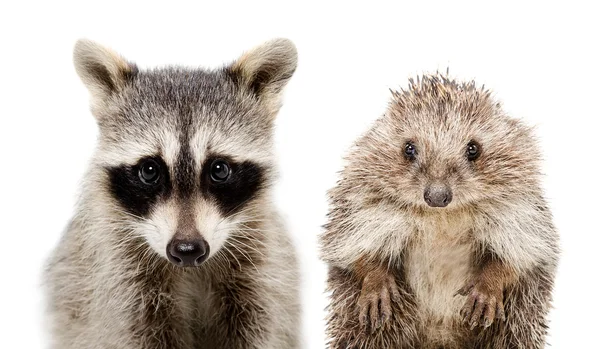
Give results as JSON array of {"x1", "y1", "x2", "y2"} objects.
[{"x1": 404, "y1": 228, "x2": 474, "y2": 345}]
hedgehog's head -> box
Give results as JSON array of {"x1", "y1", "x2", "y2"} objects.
[{"x1": 356, "y1": 74, "x2": 541, "y2": 210}]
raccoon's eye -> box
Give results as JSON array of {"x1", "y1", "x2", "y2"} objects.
[
  {"x1": 466, "y1": 141, "x2": 481, "y2": 161},
  {"x1": 139, "y1": 159, "x2": 161, "y2": 185},
  {"x1": 404, "y1": 142, "x2": 417, "y2": 160},
  {"x1": 210, "y1": 160, "x2": 231, "y2": 182}
]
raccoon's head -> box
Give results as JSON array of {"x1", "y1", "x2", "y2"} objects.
[
  {"x1": 355, "y1": 74, "x2": 541, "y2": 210},
  {"x1": 75, "y1": 39, "x2": 296, "y2": 267}
]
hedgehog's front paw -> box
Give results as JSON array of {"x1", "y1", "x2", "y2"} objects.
[
  {"x1": 357, "y1": 270, "x2": 400, "y2": 333},
  {"x1": 456, "y1": 279, "x2": 505, "y2": 330}
]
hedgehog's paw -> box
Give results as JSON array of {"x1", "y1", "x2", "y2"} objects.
[
  {"x1": 456, "y1": 280, "x2": 505, "y2": 330},
  {"x1": 357, "y1": 271, "x2": 400, "y2": 333}
]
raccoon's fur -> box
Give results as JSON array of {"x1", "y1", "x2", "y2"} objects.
[
  {"x1": 321, "y1": 74, "x2": 559, "y2": 348},
  {"x1": 44, "y1": 39, "x2": 300, "y2": 349}
]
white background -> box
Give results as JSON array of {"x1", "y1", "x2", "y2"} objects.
[{"x1": 1, "y1": 1, "x2": 598, "y2": 348}]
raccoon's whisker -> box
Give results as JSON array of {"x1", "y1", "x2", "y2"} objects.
[
  {"x1": 230, "y1": 228, "x2": 269, "y2": 237},
  {"x1": 232, "y1": 228, "x2": 274, "y2": 241},
  {"x1": 211, "y1": 252, "x2": 230, "y2": 276},
  {"x1": 225, "y1": 201, "x2": 266, "y2": 219},
  {"x1": 135, "y1": 250, "x2": 153, "y2": 274},
  {"x1": 102, "y1": 205, "x2": 160, "y2": 229},
  {"x1": 111, "y1": 231, "x2": 144, "y2": 244},
  {"x1": 226, "y1": 235, "x2": 265, "y2": 256},
  {"x1": 227, "y1": 235, "x2": 268, "y2": 249},
  {"x1": 212, "y1": 225, "x2": 236, "y2": 244},
  {"x1": 221, "y1": 243, "x2": 242, "y2": 271},
  {"x1": 237, "y1": 223, "x2": 273, "y2": 231},
  {"x1": 108, "y1": 207, "x2": 147, "y2": 221},
  {"x1": 227, "y1": 236, "x2": 267, "y2": 250},
  {"x1": 235, "y1": 221, "x2": 270, "y2": 228},
  {"x1": 229, "y1": 228, "x2": 266, "y2": 238},
  {"x1": 226, "y1": 239, "x2": 260, "y2": 274}
]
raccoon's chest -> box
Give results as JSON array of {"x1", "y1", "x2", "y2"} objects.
[
  {"x1": 404, "y1": 218, "x2": 474, "y2": 326},
  {"x1": 173, "y1": 274, "x2": 217, "y2": 321}
]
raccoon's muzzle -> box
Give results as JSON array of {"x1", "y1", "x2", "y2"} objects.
[{"x1": 166, "y1": 237, "x2": 210, "y2": 267}]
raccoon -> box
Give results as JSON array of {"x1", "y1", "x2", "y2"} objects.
[
  {"x1": 320, "y1": 74, "x2": 559, "y2": 348},
  {"x1": 44, "y1": 39, "x2": 300, "y2": 349}
]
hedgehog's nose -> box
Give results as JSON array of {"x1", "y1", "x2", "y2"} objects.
[
  {"x1": 166, "y1": 238, "x2": 210, "y2": 267},
  {"x1": 424, "y1": 184, "x2": 453, "y2": 208}
]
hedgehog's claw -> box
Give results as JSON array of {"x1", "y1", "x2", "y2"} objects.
[
  {"x1": 357, "y1": 271, "x2": 398, "y2": 333},
  {"x1": 457, "y1": 280, "x2": 505, "y2": 330}
]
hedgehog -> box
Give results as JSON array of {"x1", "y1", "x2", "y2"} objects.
[{"x1": 320, "y1": 73, "x2": 559, "y2": 348}]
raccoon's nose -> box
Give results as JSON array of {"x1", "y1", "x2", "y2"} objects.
[
  {"x1": 166, "y1": 238, "x2": 210, "y2": 267},
  {"x1": 424, "y1": 184, "x2": 453, "y2": 208}
]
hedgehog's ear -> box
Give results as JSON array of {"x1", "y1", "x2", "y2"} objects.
[
  {"x1": 228, "y1": 38, "x2": 297, "y2": 109},
  {"x1": 73, "y1": 39, "x2": 137, "y2": 102}
]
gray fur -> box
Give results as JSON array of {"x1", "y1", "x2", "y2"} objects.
[{"x1": 44, "y1": 39, "x2": 300, "y2": 349}]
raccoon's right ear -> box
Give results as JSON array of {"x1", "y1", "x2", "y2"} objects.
[
  {"x1": 73, "y1": 39, "x2": 137, "y2": 103},
  {"x1": 227, "y1": 38, "x2": 297, "y2": 110}
]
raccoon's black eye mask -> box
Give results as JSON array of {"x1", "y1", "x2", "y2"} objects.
[
  {"x1": 107, "y1": 156, "x2": 172, "y2": 217},
  {"x1": 200, "y1": 155, "x2": 266, "y2": 215},
  {"x1": 106, "y1": 154, "x2": 266, "y2": 218}
]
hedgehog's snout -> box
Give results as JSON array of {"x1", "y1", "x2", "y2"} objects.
[{"x1": 424, "y1": 183, "x2": 453, "y2": 208}]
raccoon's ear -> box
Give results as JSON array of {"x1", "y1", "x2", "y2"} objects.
[
  {"x1": 73, "y1": 39, "x2": 137, "y2": 101},
  {"x1": 228, "y1": 38, "x2": 297, "y2": 105}
]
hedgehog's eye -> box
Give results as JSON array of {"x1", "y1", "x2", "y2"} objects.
[
  {"x1": 139, "y1": 159, "x2": 161, "y2": 185},
  {"x1": 210, "y1": 160, "x2": 231, "y2": 183},
  {"x1": 466, "y1": 141, "x2": 481, "y2": 161},
  {"x1": 404, "y1": 142, "x2": 417, "y2": 160}
]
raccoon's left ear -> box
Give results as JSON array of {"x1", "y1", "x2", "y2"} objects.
[
  {"x1": 228, "y1": 38, "x2": 297, "y2": 109},
  {"x1": 73, "y1": 39, "x2": 138, "y2": 105}
]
